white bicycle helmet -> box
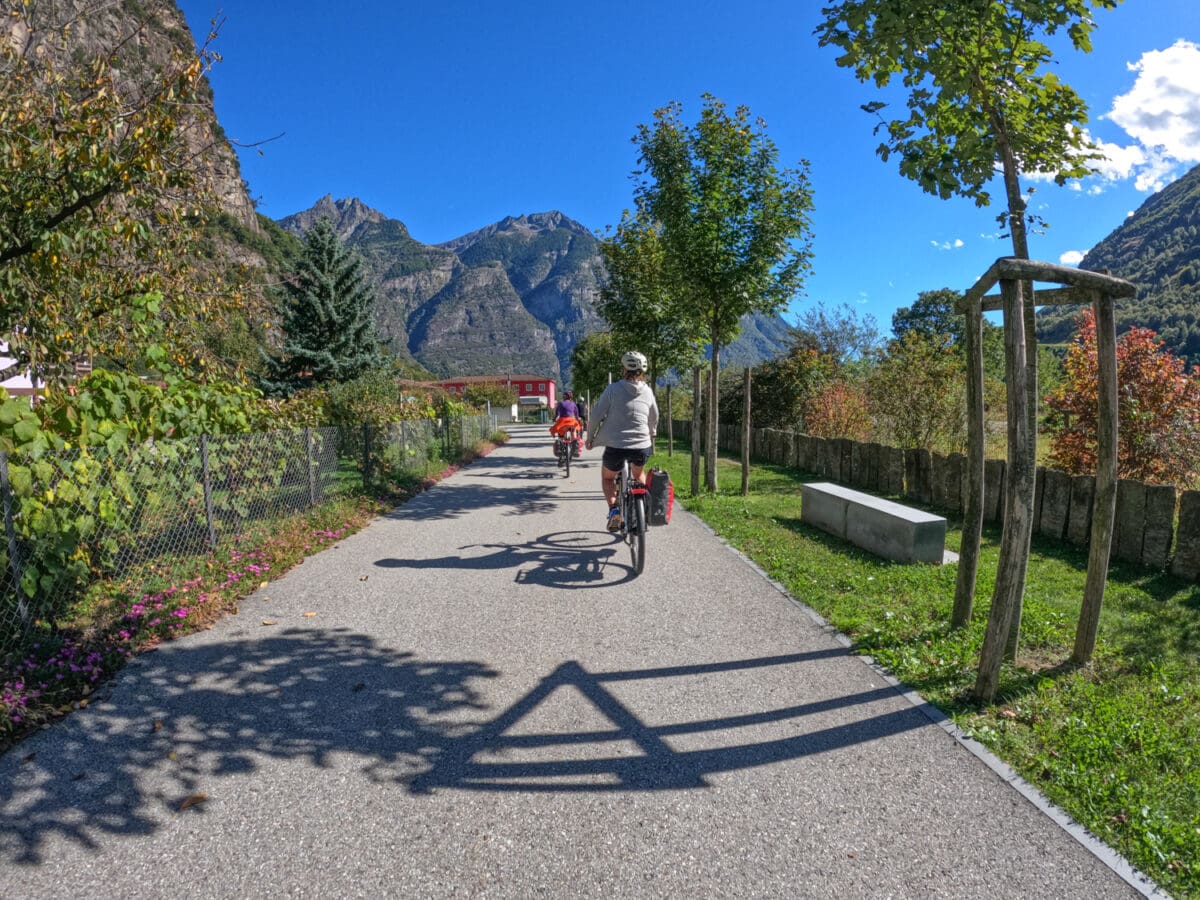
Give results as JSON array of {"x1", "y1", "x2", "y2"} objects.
[{"x1": 621, "y1": 350, "x2": 648, "y2": 372}]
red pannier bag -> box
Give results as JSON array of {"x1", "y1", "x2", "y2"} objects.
[{"x1": 646, "y1": 468, "x2": 674, "y2": 526}]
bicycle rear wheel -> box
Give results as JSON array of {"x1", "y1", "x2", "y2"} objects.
[
  {"x1": 564, "y1": 443, "x2": 571, "y2": 477},
  {"x1": 629, "y1": 494, "x2": 646, "y2": 575}
]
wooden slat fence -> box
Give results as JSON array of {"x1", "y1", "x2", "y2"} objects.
[{"x1": 669, "y1": 418, "x2": 1200, "y2": 579}]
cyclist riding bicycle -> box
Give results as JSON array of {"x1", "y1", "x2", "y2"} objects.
[
  {"x1": 585, "y1": 351, "x2": 658, "y2": 532},
  {"x1": 549, "y1": 390, "x2": 583, "y2": 463}
]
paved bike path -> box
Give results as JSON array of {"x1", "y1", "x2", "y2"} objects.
[{"x1": 0, "y1": 425, "x2": 1156, "y2": 897}]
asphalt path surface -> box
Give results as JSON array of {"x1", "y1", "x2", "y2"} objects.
[{"x1": 0, "y1": 425, "x2": 1158, "y2": 898}]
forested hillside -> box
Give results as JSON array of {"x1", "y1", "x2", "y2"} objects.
[{"x1": 1037, "y1": 163, "x2": 1200, "y2": 363}]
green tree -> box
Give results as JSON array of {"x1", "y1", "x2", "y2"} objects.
[
  {"x1": 868, "y1": 331, "x2": 967, "y2": 451},
  {"x1": 569, "y1": 331, "x2": 617, "y2": 406},
  {"x1": 597, "y1": 209, "x2": 702, "y2": 389},
  {"x1": 0, "y1": 4, "x2": 236, "y2": 387},
  {"x1": 815, "y1": 0, "x2": 1122, "y2": 700},
  {"x1": 892, "y1": 288, "x2": 1006, "y2": 379},
  {"x1": 892, "y1": 289, "x2": 964, "y2": 345},
  {"x1": 721, "y1": 336, "x2": 836, "y2": 431},
  {"x1": 463, "y1": 382, "x2": 519, "y2": 411},
  {"x1": 633, "y1": 94, "x2": 815, "y2": 490},
  {"x1": 796, "y1": 302, "x2": 881, "y2": 376},
  {"x1": 260, "y1": 219, "x2": 386, "y2": 397}
]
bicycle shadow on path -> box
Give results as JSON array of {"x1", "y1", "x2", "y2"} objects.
[
  {"x1": 412, "y1": 650, "x2": 923, "y2": 793},
  {"x1": 375, "y1": 530, "x2": 636, "y2": 588}
]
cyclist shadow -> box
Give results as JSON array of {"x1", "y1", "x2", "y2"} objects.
[{"x1": 375, "y1": 530, "x2": 637, "y2": 588}]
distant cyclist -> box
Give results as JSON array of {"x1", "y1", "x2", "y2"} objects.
[
  {"x1": 554, "y1": 390, "x2": 579, "y2": 421},
  {"x1": 586, "y1": 351, "x2": 658, "y2": 532},
  {"x1": 549, "y1": 390, "x2": 583, "y2": 462}
]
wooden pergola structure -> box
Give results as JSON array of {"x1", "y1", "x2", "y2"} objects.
[{"x1": 953, "y1": 257, "x2": 1137, "y2": 700}]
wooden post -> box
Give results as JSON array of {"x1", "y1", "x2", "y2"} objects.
[
  {"x1": 952, "y1": 299, "x2": 986, "y2": 627},
  {"x1": 667, "y1": 385, "x2": 674, "y2": 457},
  {"x1": 975, "y1": 277, "x2": 1035, "y2": 701},
  {"x1": 1073, "y1": 290, "x2": 1118, "y2": 664},
  {"x1": 741, "y1": 367, "x2": 752, "y2": 496},
  {"x1": 690, "y1": 366, "x2": 702, "y2": 497}
]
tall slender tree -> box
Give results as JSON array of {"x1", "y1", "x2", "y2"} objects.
[
  {"x1": 633, "y1": 94, "x2": 815, "y2": 490},
  {"x1": 816, "y1": 0, "x2": 1122, "y2": 700},
  {"x1": 260, "y1": 218, "x2": 385, "y2": 396}
]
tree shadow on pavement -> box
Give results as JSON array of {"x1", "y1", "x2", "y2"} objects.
[
  {"x1": 376, "y1": 531, "x2": 634, "y2": 588},
  {"x1": 0, "y1": 629, "x2": 499, "y2": 866},
  {"x1": 411, "y1": 650, "x2": 926, "y2": 794},
  {"x1": 0, "y1": 641, "x2": 925, "y2": 864}
]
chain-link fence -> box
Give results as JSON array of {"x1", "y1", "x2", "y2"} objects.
[{"x1": 1, "y1": 413, "x2": 500, "y2": 659}]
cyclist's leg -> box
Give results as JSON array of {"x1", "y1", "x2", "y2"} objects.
[
  {"x1": 600, "y1": 465, "x2": 619, "y2": 507},
  {"x1": 600, "y1": 447, "x2": 625, "y2": 531}
]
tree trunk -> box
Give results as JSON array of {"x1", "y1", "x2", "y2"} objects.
[
  {"x1": 741, "y1": 367, "x2": 751, "y2": 496},
  {"x1": 997, "y1": 132, "x2": 1036, "y2": 662},
  {"x1": 690, "y1": 366, "x2": 702, "y2": 496},
  {"x1": 706, "y1": 340, "x2": 721, "y2": 492},
  {"x1": 1073, "y1": 290, "x2": 1118, "y2": 664}
]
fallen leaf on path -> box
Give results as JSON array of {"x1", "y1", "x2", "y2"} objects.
[
  {"x1": 303, "y1": 612, "x2": 317, "y2": 617},
  {"x1": 359, "y1": 575, "x2": 368, "y2": 581},
  {"x1": 178, "y1": 793, "x2": 207, "y2": 811},
  {"x1": 259, "y1": 581, "x2": 268, "y2": 590},
  {"x1": 153, "y1": 721, "x2": 163, "y2": 732},
  {"x1": 261, "y1": 619, "x2": 277, "y2": 626}
]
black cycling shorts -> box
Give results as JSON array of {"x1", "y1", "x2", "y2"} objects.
[{"x1": 601, "y1": 446, "x2": 652, "y2": 472}]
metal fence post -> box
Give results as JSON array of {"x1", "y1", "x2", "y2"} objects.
[
  {"x1": 304, "y1": 427, "x2": 317, "y2": 507},
  {"x1": 199, "y1": 435, "x2": 218, "y2": 552},
  {"x1": 0, "y1": 450, "x2": 30, "y2": 629},
  {"x1": 362, "y1": 423, "x2": 372, "y2": 488}
]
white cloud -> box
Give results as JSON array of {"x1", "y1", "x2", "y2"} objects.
[
  {"x1": 1059, "y1": 250, "x2": 1085, "y2": 266},
  {"x1": 1109, "y1": 40, "x2": 1200, "y2": 163},
  {"x1": 932, "y1": 238, "x2": 965, "y2": 251},
  {"x1": 1034, "y1": 41, "x2": 1200, "y2": 195}
]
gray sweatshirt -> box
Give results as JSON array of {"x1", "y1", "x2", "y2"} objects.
[{"x1": 589, "y1": 379, "x2": 658, "y2": 449}]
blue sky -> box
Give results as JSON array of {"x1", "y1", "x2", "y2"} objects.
[{"x1": 177, "y1": 1, "x2": 1200, "y2": 334}]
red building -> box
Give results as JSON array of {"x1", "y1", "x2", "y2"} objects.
[{"x1": 431, "y1": 373, "x2": 557, "y2": 409}]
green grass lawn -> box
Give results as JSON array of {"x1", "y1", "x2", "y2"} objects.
[{"x1": 652, "y1": 439, "x2": 1200, "y2": 898}]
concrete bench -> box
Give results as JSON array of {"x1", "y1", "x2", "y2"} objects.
[{"x1": 800, "y1": 482, "x2": 947, "y2": 564}]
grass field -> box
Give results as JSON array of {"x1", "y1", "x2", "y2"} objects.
[{"x1": 651, "y1": 438, "x2": 1200, "y2": 898}]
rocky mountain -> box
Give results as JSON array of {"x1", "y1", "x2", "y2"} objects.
[
  {"x1": 280, "y1": 198, "x2": 795, "y2": 383},
  {"x1": 1037, "y1": 162, "x2": 1200, "y2": 364}
]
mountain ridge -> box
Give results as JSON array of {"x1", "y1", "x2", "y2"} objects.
[{"x1": 279, "y1": 197, "x2": 795, "y2": 382}]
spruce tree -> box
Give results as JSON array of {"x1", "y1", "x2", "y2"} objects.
[{"x1": 260, "y1": 218, "x2": 385, "y2": 396}]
